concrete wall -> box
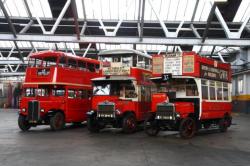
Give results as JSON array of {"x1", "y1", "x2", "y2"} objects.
[{"x1": 232, "y1": 48, "x2": 250, "y2": 113}]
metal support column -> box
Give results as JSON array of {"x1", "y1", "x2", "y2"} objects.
[{"x1": 139, "y1": 0, "x2": 145, "y2": 41}]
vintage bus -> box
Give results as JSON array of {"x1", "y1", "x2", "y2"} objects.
[
  {"x1": 19, "y1": 51, "x2": 101, "y2": 131},
  {"x1": 144, "y1": 52, "x2": 232, "y2": 138},
  {"x1": 87, "y1": 49, "x2": 152, "y2": 133}
]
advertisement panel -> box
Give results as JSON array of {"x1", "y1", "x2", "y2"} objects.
[{"x1": 103, "y1": 62, "x2": 130, "y2": 75}]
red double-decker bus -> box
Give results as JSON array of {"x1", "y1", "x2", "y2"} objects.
[
  {"x1": 18, "y1": 51, "x2": 101, "y2": 131},
  {"x1": 144, "y1": 52, "x2": 232, "y2": 138},
  {"x1": 87, "y1": 49, "x2": 152, "y2": 133}
]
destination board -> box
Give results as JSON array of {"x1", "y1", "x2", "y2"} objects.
[
  {"x1": 200, "y1": 64, "x2": 228, "y2": 81},
  {"x1": 163, "y1": 56, "x2": 182, "y2": 75}
]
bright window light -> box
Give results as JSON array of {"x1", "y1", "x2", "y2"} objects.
[
  {"x1": 233, "y1": 0, "x2": 250, "y2": 22},
  {"x1": 168, "y1": 0, "x2": 179, "y2": 21},
  {"x1": 159, "y1": 0, "x2": 171, "y2": 21},
  {"x1": 175, "y1": 0, "x2": 188, "y2": 21}
]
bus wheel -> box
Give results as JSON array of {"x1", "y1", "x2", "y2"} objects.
[
  {"x1": 179, "y1": 117, "x2": 196, "y2": 139},
  {"x1": 122, "y1": 113, "x2": 137, "y2": 134},
  {"x1": 18, "y1": 115, "x2": 31, "y2": 131},
  {"x1": 87, "y1": 116, "x2": 100, "y2": 133},
  {"x1": 50, "y1": 112, "x2": 65, "y2": 131},
  {"x1": 219, "y1": 116, "x2": 231, "y2": 132},
  {"x1": 144, "y1": 114, "x2": 159, "y2": 136}
]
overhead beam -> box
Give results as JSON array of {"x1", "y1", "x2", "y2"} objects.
[
  {"x1": 23, "y1": 0, "x2": 33, "y2": 18},
  {"x1": 0, "y1": 0, "x2": 17, "y2": 37},
  {"x1": 201, "y1": 3, "x2": 216, "y2": 43},
  {"x1": 0, "y1": 0, "x2": 24, "y2": 62},
  {"x1": 71, "y1": 0, "x2": 80, "y2": 40},
  {"x1": 20, "y1": 0, "x2": 34, "y2": 34},
  {"x1": 0, "y1": 72, "x2": 25, "y2": 77},
  {"x1": 190, "y1": 0, "x2": 201, "y2": 38},
  {"x1": 0, "y1": 34, "x2": 250, "y2": 46}
]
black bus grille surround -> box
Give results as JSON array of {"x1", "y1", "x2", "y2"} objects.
[
  {"x1": 97, "y1": 102, "x2": 115, "y2": 118},
  {"x1": 156, "y1": 103, "x2": 175, "y2": 120},
  {"x1": 27, "y1": 100, "x2": 40, "y2": 122}
]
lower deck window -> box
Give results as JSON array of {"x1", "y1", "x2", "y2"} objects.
[
  {"x1": 223, "y1": 83, "x2": 229, "y2": 100},
  {"x1": 216, "y1": 82, "x2": 222, "y2": 100},
  {"x1": 68, "y1": 90, "x2": 76, "y2": 98},
  {"x1": 201, "y1": 80, "x2": 209, "y2": 100},
  {"x1": 52, "y1": 89, "x2": 65, "y2": 96},
  {"x1": 24, "y1": 88, "x2": 35, "y2": 97},
  {"x1": 36, "y1": 88, "x2": 49, "y2": 97},
  {"x1": 202, "y1": 86, "x2": 209, "y2": 100},
  {"x1": 209, "y1": 81, "x2": 216, "y2": 100}
]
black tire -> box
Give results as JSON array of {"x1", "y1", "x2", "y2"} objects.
[
  {"x1": 144, "y1": 113, "x2": 159, "y2": 136},
  {"x1": 122, "y1": 113, "x2": 137, "y2": 134},
  {"x1": 219, "y1": 115, "x2": 231, "y2": 132},
  {"x1": 50, "y1": 112, "x2": 65, "y2": 131},
  {"x1": 179, "y1": 117, "x2": 196, "y2": 139},
  {"x1": 203, "y1": 122, "x2": 211, "y2": 129},
  {"x1": 87, "y1": 116, "x2": 100, "y2": 133},
  {"x1": 18, "y1": 115, "x2": 31, "y2": 131}
]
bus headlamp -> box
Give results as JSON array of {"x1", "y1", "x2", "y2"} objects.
[
  {"x1": 86, "y1": 110, "x2": 95, "y2": 115},
  {"x1": 115, "y1": 109, "x2": 121, "y2": 115},
  {"x1": 40, "y1": 109, "x2": 45, "y2": 113},
  {"x1": 22, "y1": 108, "x2": 26, "y2": 112}
]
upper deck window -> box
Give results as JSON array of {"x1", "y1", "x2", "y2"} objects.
[
  {"x1": 28, "y1": 58, "x2": 42, "y2": 67},
  {"x1": 78, "y1": 61, "x2": 86, "y2": 70},
  {"x1": 43, "y1": 57, "x2": 57, "y2": 67},
  {"x1": 87, "y1": 63, "x2": 95, "y2": 72},
  {"x1": 58, "y1": 56, "x2": 67, "y2": 67},
  {"x1": 122, "y1": 57, "x2": 132, "y2": 67},
  {"x1": 68, "y1": 58, "x2": 77, "y2": 68},
  {"x1": 96, "y1": 64, "x2": 100, "y2": 71}
]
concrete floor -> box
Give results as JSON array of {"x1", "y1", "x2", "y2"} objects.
[{"x1": 0, "y1": 109, "x2": 250, "y2": 166}]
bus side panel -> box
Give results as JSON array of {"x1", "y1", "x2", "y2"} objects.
[
  {"x1": 136, "y1": 101, "x2": 151, "y2": 121},
  {"x1": 200, "y1": 101, "x2": 232, "y2": 120},
  {"x1": 57, "y1": 68, "x2": 96, "y2": 86},
  {"x1": 174, "y1": 102, "x2": 195, "y2": 118},
  {"x1": 66, "y1": 97, "x2": 90, "y2": 122}
]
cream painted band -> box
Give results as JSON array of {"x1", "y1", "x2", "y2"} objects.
[
  {"x1": 23, "y1": 82, "x2": 91, "y2": 88},
  {"x1": 232, "y1": 95, "x2": 250, "y2": 101}
]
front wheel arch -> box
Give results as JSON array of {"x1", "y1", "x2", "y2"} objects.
[{"x1": 47, "y1": 109, "x2": 65, "y2": 117}]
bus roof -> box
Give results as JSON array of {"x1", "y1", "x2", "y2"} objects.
[
  {"x1": 29, "y1": 51, "x2": 100, "y2": 64},
  {"x1": 151, "y1": 76, "x2": 196, "y2": 80},
  {"x1": 92, "y1": 76, "x2": 135, "y2": 81},
  {"x1": 98, "y1": 49, "x2": 152, "y2": 59}
]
